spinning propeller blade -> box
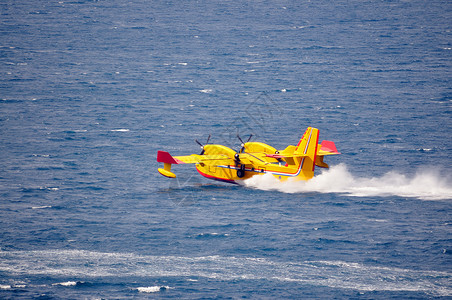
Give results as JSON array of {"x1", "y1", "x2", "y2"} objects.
[
  {"x1": 237, "y1": 134, "x2": 253, "y2": 153},
  {"x1": 237, "y1": 134, "x2": 245, "y2": 145},
  {"x1": 195, "y1": 134, "x2": 211, "y2": 155}
]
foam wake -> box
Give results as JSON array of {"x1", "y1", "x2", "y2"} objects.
[
  {"x1": 243, "y1": 164, "x2": 452, "y2": 200},
  {"x1": 0, "y1": 250, "x2": 450, "y2": 296}
]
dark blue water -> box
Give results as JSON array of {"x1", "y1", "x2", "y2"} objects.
[{"x1": 1, "y1": 0, "x2": 451, "y2": 298}]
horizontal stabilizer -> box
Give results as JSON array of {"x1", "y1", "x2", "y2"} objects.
[
  {"x1": 264, "y1": 153, "x2": 308, "y2": 159},
  {"x1": 319, "y1": 140, "x2": 340, "y2": 155}
]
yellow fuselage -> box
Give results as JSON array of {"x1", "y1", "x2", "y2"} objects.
[{"x1": 195, "y1": 143, "x2": 314, "y2": 183}]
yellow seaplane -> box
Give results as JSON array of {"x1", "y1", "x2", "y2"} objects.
[{"x1": 157, "y1": 127, "x2": 340, "y2": 183}]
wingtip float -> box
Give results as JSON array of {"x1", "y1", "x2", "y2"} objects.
[{"x1": 157, "y1": 127, "x2": 340, "y2": 183}]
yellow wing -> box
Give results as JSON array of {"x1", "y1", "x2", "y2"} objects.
[
  {"x1": 157, "y1": 151, "x2": 231, "y2": 165},
  {"x1": 173, "y1": 154, "x2": 232, "y2": 164}
]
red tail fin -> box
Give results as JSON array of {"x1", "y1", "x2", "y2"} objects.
[{"x1": 157, "y1": 151, "x2": 179, "y2": 164}]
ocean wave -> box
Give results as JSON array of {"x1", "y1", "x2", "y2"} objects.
[
  {"x1": 0, "y1": 285, "x2": 12, "y2": 290},
  {"x1": 52, "y1": 281, "x2": 80, "y2": 286},
  {"x1": 31, "y1": 205, "x2": 52, "y2": 209},
  {"x1": 137, "y1": 286, "x2": 170, "y2": 293},
  {"x1": 243, "y1": 164, "x2": 452, "y2": 201},
  {"x1": 0, "y1": 250, "x2": 450, "y2": 296},
  {"x1": 110, "y1": 129, "x2": 130, "y2": 132}
]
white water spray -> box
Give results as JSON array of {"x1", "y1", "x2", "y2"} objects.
[{"x1": 243, "y1": 164, "x2": 452, "y2": 200}]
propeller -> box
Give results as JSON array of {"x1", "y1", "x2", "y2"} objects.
[
  {"x1": 237, "y1": 134, "x2": 253, "y2": 153},
  {"x1": 235, "y1": 133, "x2": 253, "y2": 178},
  {"x1": 195, "y1": 134, "x2": 211, "y2": 155}
]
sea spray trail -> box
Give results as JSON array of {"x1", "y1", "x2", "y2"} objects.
[
  {"x1": 243, "y1": 164, "x2": 452, "y2": 200},
  {"x1": 0, "y1": 250, "x2": 451, "y2": 296}
]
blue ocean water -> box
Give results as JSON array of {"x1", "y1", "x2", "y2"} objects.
[{"x1": 1, "y1": 0, "x2": 451, "y2": 298}]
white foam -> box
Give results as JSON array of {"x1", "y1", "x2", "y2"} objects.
[
  {"x1": 243, "y1": 164, "x2": 452, "y2": 200},
  {"x1": 0, "y1": 285, "x2": 12, "y2": 289},
  {"x1": 137, "y1": 286, "x2": 169, "y2": 293},
  {"x1": 110, "y1": 129, "x2": 129, "y2": 132},
  {"x1": 0, "y1": 250, "x2": 450, "y2": 296},
  {"x1": 199, "y1": 89, "x2": 213, "y2": 93},
  {"x1": 32, "y1": 154, "x2": 50, "y2": 157},
  {"x1": 31, "y1": 205, "x2": 52, "y2": 209},
  {"x1": 52, "y1": 281, "x2": 78, "y2": 286}
]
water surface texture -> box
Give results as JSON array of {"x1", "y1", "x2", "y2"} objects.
[{"x1": 1, "y1": 0, "x2": 451, "y2": 298}]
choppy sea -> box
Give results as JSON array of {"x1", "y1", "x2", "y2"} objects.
[{"x1": 1, "y1": 0, "x2": 451, "y2": 298}]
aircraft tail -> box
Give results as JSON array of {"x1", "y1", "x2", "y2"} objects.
[
  {"x1": 156, "y1": 151, "x2": 179, "y2": 178},
  {"x1": 293, "y1": 127, "x2": 319, "y2": 180}
]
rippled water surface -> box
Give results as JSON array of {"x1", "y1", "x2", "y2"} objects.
[{"x1": 1, "y1": 0, "x2": 451, "y2": 298}]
